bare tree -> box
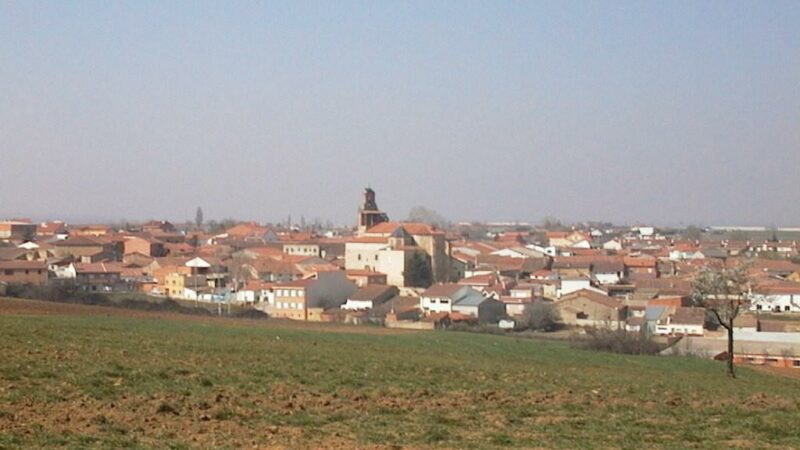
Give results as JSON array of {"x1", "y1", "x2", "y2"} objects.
[
  {"x1": 683, "y1": 224, "x2": 703, "y2": 241},
  {"x1": 195, "y1": 207, "x2": 204, "y2": 229},
  {"x1": 540, "y1": 216, "x2": 565, "y2": 231},
  {"x1": 520, "y1": 302, "x2": 561, "y2": 331},
  {"x1": 227, "y1": 255, "x2": 255, "y2": 291},
  {"x1": 407, "y1": 206, "x2": 450, "y2": 228},
  {"x1": 691, "y1": 262, "x2": 754, "y2": 378}
]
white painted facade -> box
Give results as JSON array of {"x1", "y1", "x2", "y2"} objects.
[
  {"x1": 602, "y1": 240, "x2": 622, "y2": 251},
  {"x1": 594, "y1": 272, "x2": 621, "y2": 285},
  {"x1": 342, "y1": 299, "x2": 374, "y2": 310},
  {"x1": 637, "y1": 227, "x2": 655, "y2": 237},
  {"x1": 558, "y1": 278, "x2": 591, "y2": 297},
  {"x1": 654, "y1": 322, "x2": 704, "y2": 336},
  {"x1": 668, "y1": 250, "x2": 704, "y2": 261},
  {"x1": 750, "y1": 292, "x2": 800, "y2": 313},
  {"x1": 344, "y1": 242, "x2": 410, "y2": 287},
  {"x1": 283, "y1": 243, "x2": 320, "y2": 257},
  {"x1": 51, "y1": 263, "x2": 77, "y2": 279},
  {"x1": 570, "y1": 239, "x2": 592, "y2": 249},
  {"x1": 235, "y1": 290, "x2": 257, "y2": 302},
  {"x1": 527, "y1": 244, "x2": 556, "y2": 257},
  {"x1": 420, "y1": 293, "x2": 460, "y2": 313}
]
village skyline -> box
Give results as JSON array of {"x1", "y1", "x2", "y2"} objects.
[
  {"x1": 3, "y1": 192, "x2": 800, "y2": 232},
  {"x1": 2, "y1": 2, "x2": 799, "y2": 226}
]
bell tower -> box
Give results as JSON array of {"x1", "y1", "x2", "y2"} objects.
[{"x1": 357, "y1": 187, "x2": 388, "y2": 234}]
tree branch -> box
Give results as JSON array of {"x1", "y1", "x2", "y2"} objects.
[{"x1": 711, "y1": 308, "x2": 730, "y2": 330}]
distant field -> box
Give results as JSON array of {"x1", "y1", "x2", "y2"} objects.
[{"x1": 1, "y1": 298, "x2": 800, "y2": 449}]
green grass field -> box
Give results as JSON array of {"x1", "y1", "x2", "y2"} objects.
[{"x1": 1, "y1": 300, "x2": 800, "y2": 449}]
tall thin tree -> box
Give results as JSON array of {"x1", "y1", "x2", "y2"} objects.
[{"x1": 691, "y1": 262, "x2": 754, "y2": 378}]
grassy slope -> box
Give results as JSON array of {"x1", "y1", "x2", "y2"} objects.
[{"x1": 1, "y1": 312, "x2": 799, "y2": 449}]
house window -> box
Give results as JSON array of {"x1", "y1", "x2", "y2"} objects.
[
  {"x1": 756, "y1": 305, "x2": 762, "y2": 311},
  {"x1": 375, "y1": 255, "x2": 378, "y2": 261},
  {"x1": 785, "y1": 306, "x2": 791, "y2": 312},
  {"x1": 4, "y1": 270, "x2": 12, "y2": 276},
  {"x1": 358, "y1": 254, "x2": 362, "y2": 261},
  {"x1": 793, "y1": 360, "x2": 800, "y2": 367}
]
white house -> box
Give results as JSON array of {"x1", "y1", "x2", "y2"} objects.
[
  {"x1": 342, "y1": 285, "x2": 398, "y2": 310},
  {"x1": 235, "y1": 289, "x2": 257, "y2": 303},
  {"x1": 750, "y1": 286, "x2": 800, "y2": 313},
  {"x1": 637, "y1": 227, "x2": 655, "y2": 237},
  {"x1": 51, "y1": 262, "x2": 77, "y2": 279},
  {"x1": 527, "y1": 244, "x2": 557, "y2": 257},
  {"x1": 602, "y1": 239, "x2": 623, "y2": 251},
  {"x1": 420, "y1": 283, "x2": 485, "y2": 314},
  {"x1": 654, "y1": 307, "x2": 705, "y2": 336},
  {"x1": 421, "y1": 284, "x2": 470, "y2": 313},
  {"x1": 490, "y1": 247, "x2": 546, "y2": 259},
  {"x1": 236, "y1": 280, "x2": 275, "y2": 304},
  {"x1": 591, "y1": 260, "x2": 624, "y2": 286},
  {"x1": 557, "y1": 278, "x2": 606, "y2": 298},
  {"x1": 668, "y1": 249, "x2": 705, "y2": 261},
  {"x1": 570, "y1": 239, "x2": 592, "y2": 249}
]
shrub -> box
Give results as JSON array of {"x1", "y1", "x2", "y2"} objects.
[
  {"x1": 231, "y1": 309, "x2": 270, "y2": 320},
  {"x1": 572, "y1": 328, "x2": 662, "y2": 355},
  {"x1": 447, "y1": 322, "x2": 504, "y2": 335},
  {"x1": 518, "y1": 302, "x2": 561, "y2": 332},
  {"x1": 4, "y1": 283, "x2": 212, "y2": 316}
]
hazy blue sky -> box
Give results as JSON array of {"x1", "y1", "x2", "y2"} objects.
[{"x1": 1, "y1": 1, "x2": 798, "y2": 226}]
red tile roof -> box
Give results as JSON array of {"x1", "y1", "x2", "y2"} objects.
[
  {"x1": 225, "y1": 222, "x2": 272, "y2": 238},
  {"x1": 623, "y1": 256, "x2": 657, "y2": 268},
  {"x1": 345, "y1": 269, "x2": 387, "y2": 277},
  {"x1": 421, "y1": 283, "x2": 464, "y2": 298},
  {"x1": 0, "y1": 260, "x2": 46, "y2": 270},
  {"x1": 347, "y1": 236, "x2": 389, "y2": 244},
  {"x1": 669, "y1": 307, "x2": 705, "y2": 326},
  {"x1": 366, "y1": 222, "x2": 441, "y2": 236},
  {"x1": 74, "y1": 262, "x2": 123, "y2": 274}
]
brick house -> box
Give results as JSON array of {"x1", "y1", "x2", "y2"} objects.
[
  {"x1": 123, "y1": 236, "x2": 166, "y2": 257},
  {"x1": 0, "y1": 260, "x2": 48, "y2": 285},
  {"x1": 266, "y1": 271, "x2": 357, "y2": 321},
  {"x1": 0, "y1": 221, "x2": 38, "y2": 240},
  {"x1": 624, "y1": 256, "x2": 658, "y2": 281},
  {"x1": 556, "y1": 289, "x2": 627, "y2": 329}
]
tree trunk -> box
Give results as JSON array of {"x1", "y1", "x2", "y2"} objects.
[{"x1": 727, "y1": 324, "x2": 736, "y2": 378}]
